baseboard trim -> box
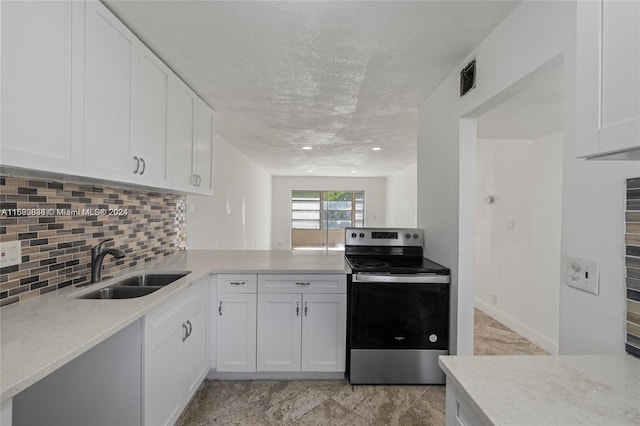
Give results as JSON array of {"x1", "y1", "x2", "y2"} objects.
[
  {"x1": 207, "y1": 371, "x2": 345, "y2": 380},
  {"x1": 474, "y1": 298, "x2": 559, "y2": 355}
]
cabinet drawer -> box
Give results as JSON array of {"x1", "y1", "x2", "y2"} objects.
[
  {"x1": 217, "y1": 274, "x2": 257, "y2": 293},
  {"x1": 144, "y1": 277, "x2": 209, "y2": 342},
  {"x1": 258, "y1": 274, "x2": 346, "y2": 294}
]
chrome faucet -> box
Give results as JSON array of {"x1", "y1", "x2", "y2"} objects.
[{"x1": 91, "y1": 238, "x2": 125, "y2": 283}]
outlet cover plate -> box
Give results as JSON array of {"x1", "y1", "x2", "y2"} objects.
[
  {"x1": 566, "y1": 256, "x2": 599, "y2": 295},
  {"x1": 0, "y1": 241, "x2": 22, "y2": 268}
]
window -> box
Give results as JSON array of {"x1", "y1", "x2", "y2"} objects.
[{"x1": 291, "y1": 191, "x2": 364, "y2": 250}]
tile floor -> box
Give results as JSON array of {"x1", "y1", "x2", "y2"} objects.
[{"x1": 176, "y1": 309, "x2": 547, "y2": 425}]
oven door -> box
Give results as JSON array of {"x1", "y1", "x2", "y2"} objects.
[{"x1": 349, "y1": 274, "x2": 449, "y2": 350}]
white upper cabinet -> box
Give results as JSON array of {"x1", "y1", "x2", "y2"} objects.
[
  {"x1": 167, "y1": 79, "x2": 197, "y2": 192},
  {"x1": 134, "y1": 45, "x2": 170, "y2": 187},
  {"x1": 2, "y1": 0, "x2": 214, "y2": 194},
  {"x1": 576, "y1": 0, "x2": 640, "y2": 158},
  {"x1": 1, "y1": 0, "x2": 84, "y2": 174},
  {"x1": 84, "y1": 0, "x2": 138, "y2": 181},
  {"x1": 194, "y1": 100, "x2": 215, "y2": 195}
]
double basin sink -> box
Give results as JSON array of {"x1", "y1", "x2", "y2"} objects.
[{"x1": 77, "y1": 272, "x2": 191, "y2": 299}]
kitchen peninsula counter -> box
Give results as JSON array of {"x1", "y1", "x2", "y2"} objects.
[
  {"x1": 439, "y1": 354, "x2": 640, "y2": 425},
  {"x1": 0, "y1": 250, "x2": 349, "y2": 403}
]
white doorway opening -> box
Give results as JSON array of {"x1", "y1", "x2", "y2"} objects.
[{"x1": 461, "y1": 57, "x2": 564, "y2": 355}]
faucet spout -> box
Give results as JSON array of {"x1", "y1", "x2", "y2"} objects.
[{"x1": 90, "y1": 240, "x2": 125, "y2": 283}]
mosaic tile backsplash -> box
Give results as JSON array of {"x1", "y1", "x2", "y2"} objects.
[
  {"x1": 0, "y1": 176, "x2": 186, "y2": 307},
  {"x1": 625, "y1": 178, "x2": 640, "y2": 358}
]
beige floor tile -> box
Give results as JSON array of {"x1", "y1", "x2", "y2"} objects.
[
  {"x1": 331, "y1": 384, "x2": 415, "y2": 424},
  {"x1": 294, "y1": 399, "x2": 368, "y2": 426},
  {"x1": 177, "y1": 310, "x2": 546, "y2": 426}
]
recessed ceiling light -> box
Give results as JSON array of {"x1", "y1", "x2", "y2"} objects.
[
  {"x1": 351, "y1": 170, "x2": 357, "y2": 174},
  {"x1": 372, "y1": 147, "x2": 381, "y2": 151},
  {"x1": 307, "y1": 169, "x2": 313, "y2": 173},
  {"x1": 302, "y1": 146, "x2": 312, "y2": 150}
]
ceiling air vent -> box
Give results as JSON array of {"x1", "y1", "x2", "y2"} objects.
[{"x1": 460, "y1": 59, "x2": 476, "y2": 97}]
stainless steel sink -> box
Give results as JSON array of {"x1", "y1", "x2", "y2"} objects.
[
  {"x1": 76, "y1": 271, "x2": 191, "y2": 299},
  {"x1": 79, "y1": 286, "x2": 160, "y2": 299},
  {"x1": 110, "y1": 273, "x2": 189, "y2": 287}
]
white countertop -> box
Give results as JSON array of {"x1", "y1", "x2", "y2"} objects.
[
  {"x1": 439, "y1": 355, "x2": 640, "y2": 425},
  {"x1": 0, "y1": 249, "x2": 349, "y2": 402}
]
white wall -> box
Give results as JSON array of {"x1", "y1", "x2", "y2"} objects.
[
  {"x1": 271, "y1": 176, "x2": 386, "y2": 250},
  {"x1": 417, "y1": 0, "x2": 639, "y2": 355},
  {"x1": 187, "y1": 133, "x2": 272, "y2": 250},
  {"x1": 475, "y1": 134, "x2": 563, "y2": 354},
  {"x1": 385, "y1": 163, "x2": 417, "y2": 228}
]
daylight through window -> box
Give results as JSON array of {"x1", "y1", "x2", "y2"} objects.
[{"x1": 291, "y1": 190, "x2": 364, "y2": 250}]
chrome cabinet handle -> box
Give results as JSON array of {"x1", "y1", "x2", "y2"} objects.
[
  {"x1": 192, "y1": 174, "x2": 198, "y2": 186},
  {"x1": 196, "y1": 175, "x2": 202, "y2": 186},
  {"x1": 133, "y1": 156, "x2": 140, "y2": 174},
  {"x1": 296, "y1": 282, "x2": 311, "y2": 286},
  {"x1": 218, "y1": 301, "x2": 222, "y2": 316},
  {"x1": 230, "y1": 281, "x2": 245, "y2": 286},
  {"x1": 139, "y1": 157, "x2": 146, "y2": 175},
  {"x1": 304, "y1": 301, "x2": 308, "y2": 316},
  {"x1": 296, "y1": 301, "x2": 300, "y2": 316},
  {"x1": 182, "y1": 323, "x2": 188, "y2": 342},
  {"x1": 186, "y1": 320, "x2": 192, "y2": 338}
]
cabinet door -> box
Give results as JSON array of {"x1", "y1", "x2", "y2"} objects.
[
  {"x1": 301, "y1": 294, "x2": 346, "y2": 372},
  {"x1": 167, "y1": 78, "x2": 196, "y2": 191},
  {"x1": 576, "y1": 0, "x2": 640, "y2": 157},
  {"x1": 1, "y1": 0, "x2": 84, "y2": 174},
  {"x1": 216, "y1": 293, "x2": 256, "y2": 372},
  {"x1": 180, "y1": 301, "x2": 208, "y2": 405},
  {"x1": 257, "y1": 293, "x2": 302, "y2": 372},
  {"x1": 144, "y1": 326, "x2": 181, "y2": 426},
  {"x1": 135, "y1": 45, "x2": 169, "y2": 186},
  {"x1": 84, "y1": 0, "x2": 137, "y2": 182},
  {"x1": 194, "y1": 99, "x2": 215, "y2": 195},
  {"x1": 599, "y1": 0, "x2": 640, "y2": 153}
]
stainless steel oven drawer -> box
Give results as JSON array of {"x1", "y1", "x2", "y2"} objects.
[{"x1": 349, "y1": 349, "x2": 447, "y2": 384}]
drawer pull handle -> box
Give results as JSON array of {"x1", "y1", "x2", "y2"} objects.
[
  {"x1": 296, "y1": 282, "x2": 311, "y2": 286},
  {"x1": 296, "y1": 301, "x2": 300, "y2": 316},
  {"x1": 182, "y1": 323, "x2": 188, "y2": 342},
  {"x1": 304, "y1": 301, "x2": 308, "y2": 316},
  {"x1": 133, "y1": 156, "x2": 140, "y2": 174},
  {"x1": 219, "y1": 301, "x2": 222, "y2": 316},
  {"x1": 186, "y1": 320, "x2": 192, "y2": 339},
  {"x1": 230, "y1": 281, "x2": 246, "y2": 286}
]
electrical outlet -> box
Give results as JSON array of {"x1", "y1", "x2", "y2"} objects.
[
  {"x1": 505, "y1": 217, "x2": 515, "y2": 231},
  {"x1": 0, "y1": 241, "x2": 22, "y2": 268},
  {"x1": 566, "y1": 256, "x2": 599, "y2": 295},
  {"x1": 491, "y1": 294, "x2": 498, "y2": 305}
]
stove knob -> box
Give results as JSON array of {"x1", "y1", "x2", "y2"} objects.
[
  {"x1": 413, "y1": 234, "x2": 419, "y2": 239},
  {"x1": 351, "y1": 233, "x2": 357, "y2": 238},
  {"x1": 405, "y1": 233, "x2": 411, "y2": 239},
  {"x1": 429, "y1": 334, "x2": 438, "y2": 343},
  {"x1": 359, "y1": 233, "x2": 365, "y2": 238}
]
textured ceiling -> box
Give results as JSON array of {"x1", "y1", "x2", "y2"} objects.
[{"x1": 105, "y1": 0, "x2": 519, "y2": 177}]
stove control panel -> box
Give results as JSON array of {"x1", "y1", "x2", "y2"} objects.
[{"x1": 345, "y1": 228, "x2": 424, "y2": 247}]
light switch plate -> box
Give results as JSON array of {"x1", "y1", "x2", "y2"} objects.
[
  {"x1": 566, "y1": 256, "x2": 599, "y2": 295},
  {"x1": 0, "y1": 241, "x2": 22, "y2": 268}
]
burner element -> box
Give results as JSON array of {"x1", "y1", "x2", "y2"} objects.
[{"x1": 353, "y1": 259, "x2": 389, "y2": 268}]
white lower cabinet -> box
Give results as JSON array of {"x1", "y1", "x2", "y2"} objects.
[
  {"x1": 257, "y1": 293, "x2": 302, "y2": 371},
  {"x1": 256, "y1": 274, "x2": 346, "y2": 373},
  {"x1": 216, "y1": 275, "x2": 257, "y2": 372},
  {"x1": 144, "y1": 277, "x2": 209, "y2": 426}
]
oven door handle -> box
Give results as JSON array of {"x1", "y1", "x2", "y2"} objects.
[{"x1": 352, "y1": 274, "x2": 450, "y2": 284}]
